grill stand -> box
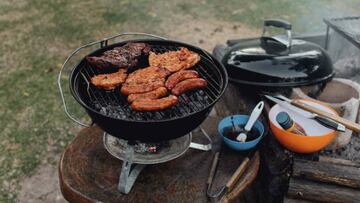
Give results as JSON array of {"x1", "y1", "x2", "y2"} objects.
[
  {"x1": 111, "y1": 126, "x2": 213, "y2": 194},
  {"x1": 189, "y1": 127, "x2": 212, "y2": 151},
  {"x1": 118, "y1": 143, "x2": 146, "y2": 194}
]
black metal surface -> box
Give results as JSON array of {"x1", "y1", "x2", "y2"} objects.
[
  {"x1": 221, "y1": 37, "x2": 334, "y2": 88},
  {"x1": 324, "y1": 16, "x2": 360, "y2": 50},
  {"x1": 69, "y1": 39, "x2": 228, "y2": 142}
]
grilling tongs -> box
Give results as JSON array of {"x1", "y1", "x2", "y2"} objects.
[{"x1": 206, "y1": 151, "x2": 252, "y2": 202}]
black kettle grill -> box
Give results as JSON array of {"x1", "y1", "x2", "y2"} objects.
[
  {"x1": 218, "y1": 19, "x2": 334, "y2": 90},
  {"x1": 58, "y1": 33, "x2": 228, "y2": 143}
]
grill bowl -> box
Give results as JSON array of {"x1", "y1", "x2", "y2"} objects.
[{"x1": 69, "y1": 39, "x2": 228, "y2": 142}]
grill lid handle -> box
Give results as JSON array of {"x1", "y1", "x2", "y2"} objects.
[{"x1": 262, "y1": 19, "x2": 292, "y2": 48}]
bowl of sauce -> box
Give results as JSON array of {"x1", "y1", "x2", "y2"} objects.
[{"x1": 218, "y1": 115, "x2": 265, "y2": 151}]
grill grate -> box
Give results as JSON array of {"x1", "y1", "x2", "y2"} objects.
[{"x1": 74, "y1": 44, "x2": 224, "y2": 122}]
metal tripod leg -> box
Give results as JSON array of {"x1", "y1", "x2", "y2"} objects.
[
  {"x1": 118, "y1": 143, "x2": 146, "y2": 194},
  {"x1": 189, "y1": 126, "x2": 213, "y2": 151}
]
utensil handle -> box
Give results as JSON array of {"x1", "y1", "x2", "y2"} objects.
[
  {"x1": 292, "y1": 100, "x2": 360, "y2": 133},
  {"x1": 207, "y1": 152, "x2": 220, "y2": 186},
  {"x1": 314, "y1": 116, "x2": 346, "y2": 132},
  {"x1": 262, "y1": 19, "x2": 292, "y2": 48},
  {"x1": 264, "y1": 19, "x2": 292, "y2": 30},
  {"x1": 225, "y1": 157, "x2": 250, "y2": 192},
  {"x1": 244, "y1": 101, "x2": 264, "y2": 131}
]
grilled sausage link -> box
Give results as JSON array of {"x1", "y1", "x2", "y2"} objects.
[
  {"x1": 127, "y1": 87, "x2": 168, "y2": 103},
  {"x1": 131, "y1": 95, "x2": 178, "y2": 111},
  {"x1": 165, "y1": 70, "x2": 199, "y2": 90},
  {"x1": 171, "y1": 78, "x2": 207, "y2": 96}
]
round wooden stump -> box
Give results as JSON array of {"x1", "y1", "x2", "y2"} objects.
[{"x1": 59, "y1": 125, "x2": 260, "y2": 203}]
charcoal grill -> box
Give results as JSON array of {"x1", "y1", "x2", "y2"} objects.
[
  {"x1": 58, "y1": 33, "x2": 227, "y2": 194},
  {"x1": 64, "y1": 35, "x2": 227, "y2": 142}
]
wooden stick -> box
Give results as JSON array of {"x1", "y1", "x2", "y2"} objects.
[
  {"x1": 292, "y1": 100, "x2": 360, "y2": 133},
  {"x1": 288, "y1": 178, "x2": 360, "y2": 203},
  {"x1": 319, "y1": 156, "x2": 360, "y2": 168},
  {"x1": 283, "y1": 196, "x2": 317, "y2": 203},
  {"x1": 293, "y1": 159, "x2": 360, "y2": 189}
]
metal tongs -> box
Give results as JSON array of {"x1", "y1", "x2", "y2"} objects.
[{"x1": 206, "y1": 151, "x2": 252, "y2": 202}]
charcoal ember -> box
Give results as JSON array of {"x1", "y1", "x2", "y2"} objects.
[
  {"x1": 94, "y1": 102, "x2": 101, "y2": 110},
  {"x1": 131, "y1": 142, "x2": 167, "y2": 153},
  {"x1": 86, "y1": 42, "x2": 151, "y2": 70},
  {"x1": 100, "y1": 107, "x2": 107, "y2": 114}
]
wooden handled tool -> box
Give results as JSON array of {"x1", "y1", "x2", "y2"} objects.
[
  {"x1": 206, "y1": 152, "x2": 252, "y2": 202},
  {"x1": 225, "y1": 157, "x2": 250, "y2": 192},
  {"x1": 292, "y1": 100, "x2": 360, "y2": 133}
]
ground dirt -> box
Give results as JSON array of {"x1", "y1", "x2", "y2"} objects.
[
  {"x1": 164, "y1": 17, "x2": 258, "y2": 51},
  {"x1": 16, "y1": 20, "x2": 255, "y2": 203}
]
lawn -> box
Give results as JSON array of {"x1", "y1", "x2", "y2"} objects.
[{"x1": 0, "y1": 0, "x2": 359, "y2": 202}]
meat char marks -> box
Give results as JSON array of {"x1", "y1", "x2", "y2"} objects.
[
  {"x1": 165, "y1": 70, "x2": 199, "y2": 90},
  {"x1": 149, "y1": 47, "x2": 200, "y2": 72},
  {"x1": 127, "y1": 87, "x2": 168, "y2": 103},
  {"x1": 131, "y1": 95, "x2": 178, "y2": 112},
  {"x1": 90, "y1": 69, "x2": 127, "y2": 90},
  {"x1": 88, "y1": 43, "x2": 208, "y2": 112},
  {"x1": 121, "y1": 66, "x2": 171, "y2": 95},
  {"x1": 171, "y1": 78, "x2": 207, "y2": 96},
  {"x1": 86, "y1": 42, "x2": 150, "y2": 69}
]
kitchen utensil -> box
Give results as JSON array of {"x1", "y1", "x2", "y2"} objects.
[
  {"x1": 236, "y1": 101, "x2": 264, "y2": 142},
  {"x1": 219, "y1": 115, "x2": 264, "y2": 151},
  {"x1": 60, "y1": 33, "x2": 228, "y2": 142},
  {"x1": 273, "y1": 95, "x2": 360, "y2": 133},
  {"x1": 206, "y1": 150, "x2": 254, "y2": 202},
  {"x1": 268, "y1": 100, "x2": 337, "y2": 153},
  {"x1": 231, "y1": 116, "x2": 241, "y2": 133},
  {"x1": 265, "y1": 95, "x2": 345, "y2": 132},
  {"x1": 221, "y1": 19, "x2": 334, "y2": 88}
]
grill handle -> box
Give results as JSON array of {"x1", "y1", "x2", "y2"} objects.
[{"x1": 57, "y1": 32, "x2": 167, "y2": 127}]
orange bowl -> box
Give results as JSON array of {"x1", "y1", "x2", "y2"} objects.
[{"x1": 269, "y1": 99, "x2": 337, "y2": 153}]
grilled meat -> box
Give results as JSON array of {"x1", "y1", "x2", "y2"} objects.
[
  {"x1": 86, "y1": 42, "x2": 151, "y2": 69},
  {"x1": 90, "y1": 69, "x2": 127, "y2": 90},
  {"x1": 149, "y1": 47, "x2": 200, "y2": 72},
  {"x1": 165, "y1": 70, "x2": 199, "y2": 90},
  {"x1": 121, "y1": 79, "x2": 165, "y2": 95},
  {"x1": 131, "y1": 95, "x2": 178, "y2": 111},
  {"x1": 127, "y1": 87, "x2": 168, "y2": 103},
  {"x1": 171, "y1": 78, "x2": 207, "y2": 96},
  {"x1": 121, "y1": 66, "x2": 171, "y2": 95},
  {"x1": 125, "y1": 66, "x2": 171, "y2": 84}
]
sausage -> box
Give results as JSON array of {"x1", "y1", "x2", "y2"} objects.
[
  {"x1": 120, "y1": 79, "x2": 165, "y2": 95},
  {"x1": 165, "y1": 70, "x2": 199, "y2": 90},
  {"x1": 131, "y1": 95, "x2": 178, "y2": 111},
  {"x1": 171, "y1": 78, "x2": 207, "y2": 96},
  {"x1": 127, "y1": 87, "x2": 168, "y2": 103}
]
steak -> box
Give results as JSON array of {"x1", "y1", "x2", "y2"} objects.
[{"x1": 86, "y1": 42, "x2": 151, "y2": 70}]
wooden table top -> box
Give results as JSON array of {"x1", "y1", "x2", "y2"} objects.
[{"x1": 59, "y1": 122, "x2": 260, "y2": 203}]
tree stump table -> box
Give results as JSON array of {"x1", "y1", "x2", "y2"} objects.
[{"x1": 59, "y1": 124, "x2": 260, "y2": 203}]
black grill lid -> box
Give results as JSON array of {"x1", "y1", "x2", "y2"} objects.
[{"x1": 222, "y1": 19, "x2": 334, "y2": 87}]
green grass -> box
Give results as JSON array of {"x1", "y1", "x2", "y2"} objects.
[{"x1": 0, "y1": 0, "x2": 358, "y2": 202}]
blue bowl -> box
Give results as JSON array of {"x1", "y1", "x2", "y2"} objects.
[{"x1": 218, "y1": 115, "x2": 264, "y2": 151}]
